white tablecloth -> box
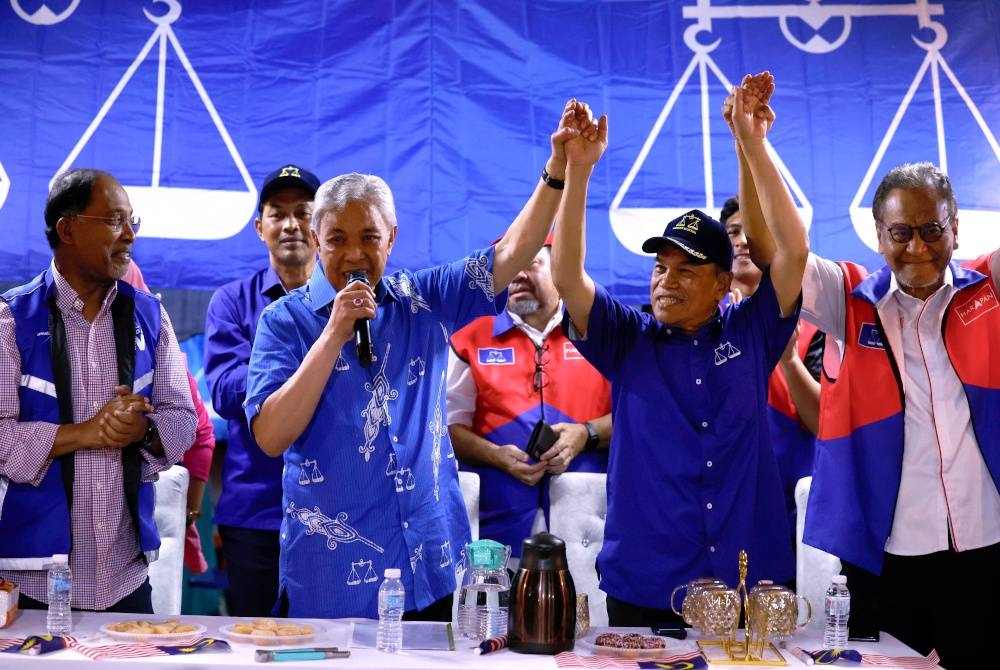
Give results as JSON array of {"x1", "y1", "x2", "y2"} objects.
[{"x1": 0, "y1": 610, "x2": 942, "y2": 669}]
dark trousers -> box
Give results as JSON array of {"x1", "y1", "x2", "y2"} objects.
[
  {"x1": 842, "y1": 542, "x2": 1000, "y2": 670},
  {"x1": 606, "y1": 594, "x2": 684, "y2": 627},
  {"x1": 19, "y1": 578, "x2": 153, "y2": 614},
  {"x1": 218, "y1": 525, "x2": 280, "y2": 617}
]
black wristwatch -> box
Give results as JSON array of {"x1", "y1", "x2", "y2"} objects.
[
  {"x1": 141, "y1": 420, "x2": 158, "y2": 450},
  {"x1": 583, "y1": 421, "x2": 599, "y2": 451}
]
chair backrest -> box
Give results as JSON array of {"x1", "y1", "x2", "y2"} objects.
[
  {"x1": 457, "y1": 471, "x2": 480, "y2": 541},
  {"x1": 149, "y1": 465, "x2": 189, "y2": 615},
  {"x1": 795, "y1": 475, "x2": 841, "y2": 627},
  {"x1": 548, "y1": 472, "x2": 608, "y2": 627}
]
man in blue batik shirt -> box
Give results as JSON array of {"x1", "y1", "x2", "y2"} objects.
[
  {"x1": 551, "y1": 73, "x2": 808, "y2": 626},
  {"x1": 245, "y1": 101, "x2": 608, "y2": 620},
  {"x1": 204, "y1": 164, "x2": 319, "y2": 616}
]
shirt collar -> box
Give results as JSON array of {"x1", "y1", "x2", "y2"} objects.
[
  {"x1": 50, "y1": 260, "x2": 117, "y2": 315},
  {"x1": 493, "y1": 302, "x2": 564, "y2": 338},
  {"x1": 261, "y1": 265, "x2": 287, "y2": 300},
  {"x1": 855, "y1": 259, "x2": 986, "y2": 306},
  {"x1": 305, "y1": 262, "x2": 394, "y2": 313},
  {"x1": 654, "y1": 307, "x2": 724, "y2": 341}
]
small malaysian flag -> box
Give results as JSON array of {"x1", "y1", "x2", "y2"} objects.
[
  {"x1": 70, "y1": 636, "x2": 229, "y2": 660},
  {"x1": 808, "y1": 648, "x2": 941, "y2": 668},
  {"x1": 555, "y1": 650, "x2": 707, "y2": 669},
  {"x1": 0, "y1": 635, "x2": 74, "y2": 655}
]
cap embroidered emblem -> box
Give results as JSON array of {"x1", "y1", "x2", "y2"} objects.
[
  {"x1": 279, "y1": 165, "x2": 301, "y2": 178},
  {"x1": 674, "y1": 213, "x2": 701, "y2": 234}
]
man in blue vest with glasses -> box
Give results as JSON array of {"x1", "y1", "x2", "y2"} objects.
[{"x1": 0, "y1": 168, "x2": 196, "y2": 613}]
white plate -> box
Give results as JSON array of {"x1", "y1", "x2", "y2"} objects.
[
  {"x1": 100, "y1": 621, "x2": 206, "y2": 643},
  {"x1": 577, "y1": 632, "x2": 671, "y2": 659},
  {"x1": 219, "y1": 621, "x2": 320, "y2": 646}
]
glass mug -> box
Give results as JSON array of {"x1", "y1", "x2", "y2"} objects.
[
  {"x1": 695, "y1": 586, "x2": 741, "y2": 640},
  {"x1": 669, "y1": 577, "x2": 728, "y2": 628},
  {"x1": 746, "y1": 581, "x2": 812, "y2": 647}
]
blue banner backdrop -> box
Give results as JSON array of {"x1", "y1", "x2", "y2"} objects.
[{"x1": 1, "y1": 0, "x2": 998, "y2": 306}]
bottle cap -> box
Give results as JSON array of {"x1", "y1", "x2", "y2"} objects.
[
  {"x1": 384, "y1": 568, "x2": 401, "y2": 579},
  {"x1": 832, "y1": 575, "x2": 847, "y2": 585},
  {"x1": 51, "y1": 554, "x2": 69, "y2": 564},
  {"x1": 468, "y1": 539, "x2": 509, "y2": 570}
]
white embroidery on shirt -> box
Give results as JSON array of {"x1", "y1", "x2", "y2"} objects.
[
  {"x1": 713, "y1": 341, "x2": 742, "y2": 366},
  {"x1": 409, "y1": 543, "x2": 424, "y2": 573},
  {"x1": 407, "y1": 357, "x2": 426, "y2": 386},
  {"x1": 347, "y1": 558, "x2": 379, "y2": 586},
  {"x1": 286, "y1": 502, "x2": 384, "y2": 553},
  {"x1": 439, "y1": 322, "x2": 450, "y2": 343},
  {"x1": 394, "y1": 467, "x2": 416, "y2": 492},
  {"x1": 385, "y1": 451, "x2": 398, "y2": 476},
  {"x1": 360, "y1": 344, "x2": 398, "y2": 462},
  {"x1": 465, "y1": 255, "x2": 495, "y2": 302},
  {"x1": 428, "y1": 370, "x2": 448, "y2": 501},
  {"x1": 386, "y1": 274, "x2": 431, "y2": 314},
  {"x1": 135, "y1": 324, "x2": 146, "y2": 352},
  {"x1": 297, "y1": 459, "x2": 325, "y2": 486},
  {"x1": 335, "y1": 353, "x2": 350, "y2": 371},
  {"x1": 439, "y1": 541, "x2": 451, "y2": 568}
]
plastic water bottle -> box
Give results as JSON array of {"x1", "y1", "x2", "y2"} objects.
[
  {"x1": 822, "y1": 574, "x2": 850, "y2": 649},
  {"x1": 46, "y1": 554, "x2": 73, "y2": 635},
  {"x1": 376, "y1": 568, "x2": 404, "y2": 653}
]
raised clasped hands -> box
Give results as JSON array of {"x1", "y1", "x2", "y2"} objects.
[
  {"x1": 722, "y1": 71, "x2": 776, "y2": 143},
  {"x1": 94, "y1": 385, "x2": 153, "y2": 448},
  {"x1": 561, "y1": 100, "x2": 608, "y2": 167}
]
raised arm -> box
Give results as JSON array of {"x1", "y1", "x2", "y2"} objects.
[
  {"x1": 549, "y1": 110, "x2": 609, "y2": 336},
  {"x1": 729, "y1": 72, "x2": 808, "y2": 315},
  {"x1": 492, "y1": 100, "x2": 598, "y2": 291}
]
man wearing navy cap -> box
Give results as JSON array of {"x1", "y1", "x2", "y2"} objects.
[
  {"x1": 551, "y1": 74, "x2": 808, "y2": 626},
  {"x1": 204, "y1": 164, "x2": 320, "y2": 616}
]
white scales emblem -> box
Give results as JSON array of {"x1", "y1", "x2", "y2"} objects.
[
  {"x1": 49, "y1": 0, "x2": 257, "y2": 240},
  {"x1": 612, "y1": 0, "x2": 999, "y2": 260}
]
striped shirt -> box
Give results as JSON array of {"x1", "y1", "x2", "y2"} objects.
[{"x1": 0, "y1": 262, "x2": 196, "y2": 609}]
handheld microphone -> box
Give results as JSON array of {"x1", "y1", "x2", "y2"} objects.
[{"x1": 347, "y1": 270, "x2": 374, "y2": 368}]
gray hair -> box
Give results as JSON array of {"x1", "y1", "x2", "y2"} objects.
[
  {"x1": 312, "y1": 173, "x2": 397, "y2": 233},
  {"x1": 872, "y1": 162, "x2": 957, "y2": 223},
  {"x1": 45, "y1": 168, "x2": 115, "y2": 249}
]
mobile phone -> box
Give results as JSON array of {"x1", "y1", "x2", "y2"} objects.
[
  {"x1": 526, "y1": 420, "x2": 557, "y2": 460},
  {"x1": 650, "y1": 624, "x2": 688, "y2": 640},
  {"x1": 848, "y1": 624, "x2": 880, "y2": 642}
]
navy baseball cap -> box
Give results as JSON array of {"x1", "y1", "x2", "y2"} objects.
[
  {"x1": 641, "y1": 209, "x2": 733, "y2": 271},
  {"x1": 258, "y1": 165, "x2": 320, "y2": 212}
]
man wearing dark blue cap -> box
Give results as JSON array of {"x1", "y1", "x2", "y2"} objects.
[
  {"x1": 204, "y1": 164, "x2": 320, "y2": 616},
  {"x1": 551, "y1": 74, "x2": 808, "y2": 626}
]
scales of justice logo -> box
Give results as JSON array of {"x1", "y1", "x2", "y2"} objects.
[
  {"x1": 36, "y1": 0, "x2": 257, "y2": 240},
  {"x1": 611, "y1": 0, "x2": 1000, "y2": 260}
]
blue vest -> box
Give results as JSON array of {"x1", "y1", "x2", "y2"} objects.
[
  {"x1": 0, "y1": 270, "x2": 162, "y2": 570},
  {"x1": 804, "y1": 256, "x2": 1000, "y2": 574}
]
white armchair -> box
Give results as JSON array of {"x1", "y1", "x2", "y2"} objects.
[
  {"x1": 795, "y1": 476, "x2": 841, "y2": 627},
  {"x1": 149, "y1": 465, "x2": 189, "y2": 615},
  {"x1": 548, "y1": 472, "x2": 608, "y2": 627},
  {"x1": 457, "y1": 471, "x2": 480, "y2": 541}
]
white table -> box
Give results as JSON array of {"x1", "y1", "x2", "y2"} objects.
[{"x1": 1, "y1": 610, "x2": 941, "y2": 669}]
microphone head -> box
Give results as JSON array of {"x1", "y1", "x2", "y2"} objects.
[{"x1": 348, "y1": 270, "x2": 369, "y2": 285}]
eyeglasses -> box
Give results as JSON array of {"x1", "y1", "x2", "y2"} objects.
[
  {"x1": 74, "y1": 213, "x2": 141, "y2": 235},
  {"x1": 533, "y1": 345, "x2": 550, "y2": 393},
  {"x1": 880, "y1": 219, "x2": 949, "y2": 244}
]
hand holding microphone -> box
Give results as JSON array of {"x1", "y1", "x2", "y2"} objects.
[{"x1": 347, "y1": 270, "x2": 375, "y2": 368}]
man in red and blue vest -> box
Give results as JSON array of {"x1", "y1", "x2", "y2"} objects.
[
  {"x1": 448, "y1": 232, "x2": 611, "y2": 560},
  {"x1": 0, "y1": 169, "x2": 196, "y2": 613},
  {"x1": 800, "y1": 162, "x2": 999, "y2": 668}
]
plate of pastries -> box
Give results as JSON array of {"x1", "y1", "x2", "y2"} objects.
[
  {"x1": 101, "y1": 618, "x2": 206, "y2": 642},
  {"x1": 219, "y1": 618, "x2": 318, "y2": 645}
]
